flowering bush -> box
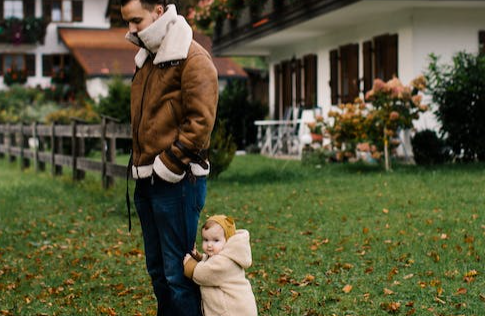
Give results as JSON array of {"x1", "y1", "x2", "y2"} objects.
[
  {"x1": 325, "y1": 76, "x2": 429, "y2": 168},
  {"x1": 190, "y1": 0, "x2": 245, "y2": 31},
  {"x1": 3, "y1": 68, "x2": 27, "y2": 86}
]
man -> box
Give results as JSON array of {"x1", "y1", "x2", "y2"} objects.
[{"x1": 120, "y1": 1, "x2": 218, "y2": 315}]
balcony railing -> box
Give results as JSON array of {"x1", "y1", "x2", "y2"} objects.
[
  {"x1": 212, "y1": 0, "x2": 358, "y2": 55},
  {"x1": 0, "y1": 17, "x2": 49, "y2": 45}
]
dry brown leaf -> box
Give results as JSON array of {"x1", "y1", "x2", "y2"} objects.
[
  {"x1": 455, "y1": 287, "x2": 467, "y2": 295},
  {"x1": 383, "y1": 288, "x2": 394, "y2": 295},
  {"x1": 342, "y1": 284, "x2": 353, "y2": 293}
]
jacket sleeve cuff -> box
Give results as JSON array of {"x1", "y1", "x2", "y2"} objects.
[
  {"x1": 153, "y1": 155, "x2": 186, "y2": 183},
  {"x1": 184, "y1": 257, "x2": 198, "y2": 279},
  {"x1": 190, "y1": 161, "x2": 210, "y2": 177}
]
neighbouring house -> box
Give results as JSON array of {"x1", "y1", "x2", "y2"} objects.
[
  {"x1": 212, "y1": 0, "x2": 485, "y2": 156},
  {"x1": 0, "y1": 0, "x2": 247, "y2": 101},
  {"x1": 0, "y1": 0, "x2": 111, "y2": 95}
]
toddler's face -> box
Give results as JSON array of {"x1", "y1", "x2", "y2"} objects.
[{"x1": 202, "y1": 224, "x2": 226, "y2": 257}]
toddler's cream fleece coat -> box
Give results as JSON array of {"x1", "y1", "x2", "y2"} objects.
[{"x1": 191, "y1": 229, "x2": 257, "y2": 316}]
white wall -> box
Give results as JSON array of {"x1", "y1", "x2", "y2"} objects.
[
  {"x1": 267, "y1": 6, "x2": 485, "y2": 133},
  {"x1": 0, "y1": 0, "x2": 110, "y2": 89}
]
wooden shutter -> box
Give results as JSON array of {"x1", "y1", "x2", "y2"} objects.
[
  {"x1": 373, "y1": 34, "x2": 386, "y2": 81},
  {"x1": 42, "y1": 54, "x2": 52, "y2": 76},
  {"x1": 479, "y1": 31, "x2": 485, "y2": 54},
  {"x1": 43, "y1": 0, "x2": 52, "y2": 22},
  {"x1": 26, "y1": 54, "x2": 36, "y2": 76},
  {"x1": 0, "y1": 54, "x2": 3, "y2": 75},
  {"x1": 274, "y1": 64, "x2": 281, "y2": 120},
  {"x1": 363, "y1": 40, "x2": 373, "y2": 95},
  {"x1": 281, "y1": 60, "x2": 292, "y2": 119},
  {"x1": 0, "y1": 1, "x2": 4, "y2": 20},
  {"x1": 295, "y1": 58, "x2": 302, "y2": 107},
  {"x1": 329, "y1": 49, "x2": 339, "y2": 105},
  {"x1": 386, "y1": 34, "x2": 398, "y2": 80},
  {"x1": 24, "y1": 0, "x2": 36, "y2": 17},
  {"x1": 339, "y1": 44, "x2": 359, "y2": 104},
  {"x1": 73, "y1": 0, "x2": 83, "y2": 22},
  {"x1": 303, "y1": 54, "x2": 317, "y2": 108}
]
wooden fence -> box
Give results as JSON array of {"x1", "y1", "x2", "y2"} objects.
[{"x1": 0, "y1": 118, "x2": 131, "y2": 188}]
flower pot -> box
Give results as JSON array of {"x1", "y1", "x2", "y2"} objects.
[{"x1": 311, "y1": 133, "x2": 323, "y2": 143}]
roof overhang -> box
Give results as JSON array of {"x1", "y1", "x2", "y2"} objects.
[
  {"x1": 213, "y1": 0, "x2": 485, "y2": 56},
  {"x1": 58, "y1": 27, "x2": 138, "y2": 78}
]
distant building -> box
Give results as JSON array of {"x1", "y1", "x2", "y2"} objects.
[{"x1": 0, "y1": 0, "x2": 247, "y2": 101}]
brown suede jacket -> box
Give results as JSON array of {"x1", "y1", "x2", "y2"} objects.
[{"x1": 130, "y1": 40, "x2": 218, "y2": 181}]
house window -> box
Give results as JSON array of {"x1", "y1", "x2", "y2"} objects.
[
  {"x1": 274, "y1": 55, "x2": 319, "y2": 119},
  {"x1": 0, "y1": 54, "x2": 35, "y2": 76},
  {"x1": 4, "y1": 0, "x2": 24, "y2": 19},
  {"x1": 43, "y1": 0, "x2": 83, "y2": 22},
  {"x1": 363, "y1": 33, "x2": 398, "y2": 94},
  {"x1": 42, "y1": 54, "x2": 71, "y2": 77},
  {"x1": 329, "y1": 43, "x2": 359, "y2": 105},
  {"x1": 480, "y1": 31, "x2": 485, "y2": 54}
]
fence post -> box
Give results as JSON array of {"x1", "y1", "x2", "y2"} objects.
[
  {"x1": 51, "y1": 122, "x2": 61, "y2": 176},
  {"x1": 71, "y1": 120, "x2": 78, "y2": 181},
  {"x1": 32, "y1": 122, "x2": 39, "y2": 172},
  {"x1": 101, "y1": 115, "x2": 120, "y2": 188},
  {"x1": 20, "y1": 123, "x2": 29, "y2": 170},
  {"x1": 7, "y1": 123, "x2": 15, "y2": 163}
]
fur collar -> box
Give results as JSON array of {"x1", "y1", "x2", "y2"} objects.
[{"x1": 125, "y1": 5, "x2": 193, "y2": 68}]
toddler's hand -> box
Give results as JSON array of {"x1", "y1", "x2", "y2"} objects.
[{"x1": 183, "y1": 254, "x2": 192, "y2": 265}]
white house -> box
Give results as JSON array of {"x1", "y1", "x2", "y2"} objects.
[
  {"x1": 0, "y1": 0, "x2": 111, "y2": 93},
  {"x1": 0, "y1": 0, "x2": 247, "y2": 101},
  {"x1": 212, "y1": 0, "x2": 485, "y2": 156}
]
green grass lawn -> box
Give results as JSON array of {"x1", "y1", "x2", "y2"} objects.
[{"x1": 0, "y1": 155, "x2": 484, "y2": 315}]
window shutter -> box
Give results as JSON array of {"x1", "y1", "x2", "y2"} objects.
[
  {"x1": 363, "y1": 40, "x2": 373, "y2": 95},
  {"x1": 282, "y1": 60, "x2": 293, "y2": 119},
  {"x1": 0, "y1": 54, "x2": 4, "y2": 75},
  {"x1": 26, "y1": 54, "x2": 36, "y2": 76},
  {"x1": 295, "y1": 58, "x2": 302, "y2": 107},
  {"x1": 329, "y1": 49, "x2": 339, "y2": 105},
  {"x1": 24, "y1": 0, "x2": 36, "y2": 17},
  {"x1": 43, "y1": 0, "x2": 52, "y2": 22},
  {"x1": 303, "y1": 54, "x2": 317, "y2": 108},
  {"x1": 339, "y1": 44, "x2": 359, "y2": 104},
  {"x1": 373, "y1": 34, "x2": 386, "y2": 81},
  {"x1": 386, "y1": 34, "x2": 398, "y2": 80},
  {"x1": 0, "y1": 2, "x2": 4, "y2": 20},
  {"x1": 274, "y1": 64, "x2": 281, "y2": 120},
  {"x1": 479, "y1": 31, "x2": 485, "y2": 54},
  {"x1": 42, "y1": 54, "x2": 52, "y2": 76},
  {"x1": 73, "y1": 0, "x2": 83, "y2": 22}
]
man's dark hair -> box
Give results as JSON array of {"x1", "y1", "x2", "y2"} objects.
[{"x1": 120, "y1": 0, "x2": 168, "y2": 9}]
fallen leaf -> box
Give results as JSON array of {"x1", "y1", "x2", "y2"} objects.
[
  {"x1": 342, "y1": 284, "x2": 352, "y2": 293},
  {"x1": 456, "y1": 288, "x2": 467, "y2": 295},
  {"x1": 384, "y1": 288, "x2": 394, "y2": 295}
]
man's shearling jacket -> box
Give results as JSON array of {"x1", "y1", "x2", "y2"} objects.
[{"x1": 127, "y1": 5, "x2": 218, "y2": 183}]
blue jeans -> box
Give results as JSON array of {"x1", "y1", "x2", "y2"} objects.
[{"x1": 134, "y1": 175, "x2": 206, "y2": 316}]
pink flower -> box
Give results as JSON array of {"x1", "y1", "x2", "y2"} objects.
[
  {"x1": 389, "y1": 111, "x2": 400, "y2": 121},
  {"x1": 412, "y1": 95, "x2": 422, "y2": 106},
  {"x1": 372, "y1": 79, "x2": 386, "y2": 93}
]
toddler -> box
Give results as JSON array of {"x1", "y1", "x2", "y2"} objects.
[{"x1": 183, "y1": 215, "x2": 257, "y2": 316}]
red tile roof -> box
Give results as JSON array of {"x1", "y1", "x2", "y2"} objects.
[{"x1": 59, "y1": 27, "x2": 247, "y2": 78}]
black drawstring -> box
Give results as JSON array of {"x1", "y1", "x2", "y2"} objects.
[{"x1": 126, "y1": 151, "x2": 133, "y2": 232}]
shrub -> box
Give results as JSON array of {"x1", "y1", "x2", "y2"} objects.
[
  {"x1": 411, "y1": 129, "x2": 447, "y2": 165},
  {"x1": 426, "y1": 52, "x2": 485, "y2": 161},
  {"x1": 97, "y1": 76, "x2": 131, "y2": 124},
  {"x1": 217, "y1": 79, "x2": 268, "y2": 150},
  {"x1": 208, "y1": 120, "x2": 237, "y2": 179},
  {"x1": 0, "y1": 85, "x2": 60, "y2": 123}
]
